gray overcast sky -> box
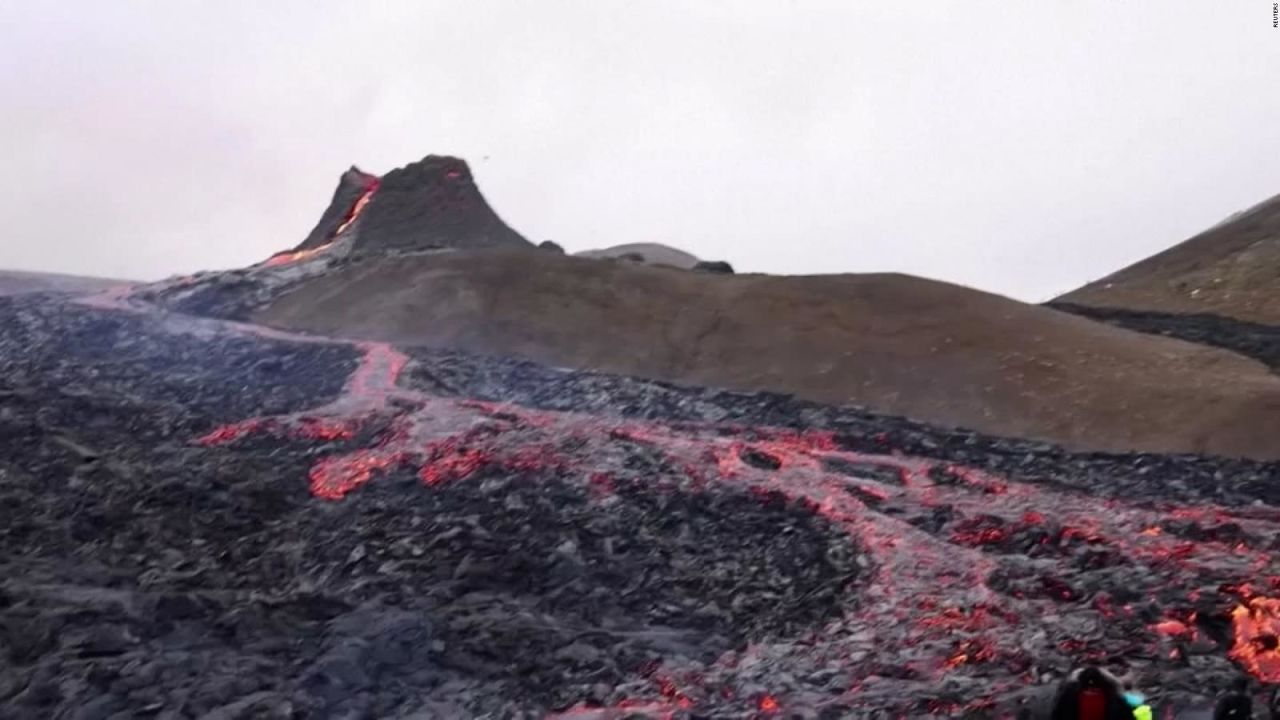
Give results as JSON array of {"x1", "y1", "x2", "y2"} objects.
[{"x1": 2, "y1": 1, "x2": 1279, "y2": 301}]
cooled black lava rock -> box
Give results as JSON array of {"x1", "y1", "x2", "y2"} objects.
[
  {"x1": 822, "y1": 458, "x2": 906, "y2": 485},
  {"x1": 0, "y1": 422, "x2": 863, "y2": 716},
  {"x1": 0, "y1": 295, "x2": 871, "y2": 716},
  {"x1": 740, "y1": 446, "x2": 783, "y2": 470},
  {"x1": 693, "y1": 260, "x2": 735, "y2": 274},
  {"x1": 0, "y1": 297, "x2": 358, "y2": 431},
  {"x1": 1048, "y1": 302, "x2": 1280, "y2": 372},
  {"x1": 538, "y1": 240, "x2": 565, "y2": 253},
  {"x1": 161, "y1": 274, "x2": 263, "y2": 321}
]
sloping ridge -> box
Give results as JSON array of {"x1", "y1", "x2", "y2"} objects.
[
  {"x1": 1059, "y1": 192, "x2": 1280, "y2": 324},
  {"x1": 255, "y1": 249, "x2": 1280, "y2": 460},
  {"x1": 0, "y1": 270, "x2": 128, "y2": 297},
  {"x1": 576, "y1": 242, "x2": 701, "y2": 269}
]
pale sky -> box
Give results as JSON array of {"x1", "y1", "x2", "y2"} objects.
[{"x1": 2, "y1": 1, "x2": 1278, "y2": 301}]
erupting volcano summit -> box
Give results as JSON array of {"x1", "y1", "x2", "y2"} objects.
[{"x1": 271, "y1": 154, "x2": 530, "y2": 265}]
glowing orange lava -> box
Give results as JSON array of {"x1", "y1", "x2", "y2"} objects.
[
  {"x1": 943, "y1": 639, "x2": 998, "y2": 669},
  {"x1": 263, "y1": 243, "x2": 333, "y2": 267},
  {"x1": 262, "y1": 177, "x2": 380, "y2": 267},
  {"x1": 333, "y1": 180, "x2": 379, "y2": 235},
  {"x1": 1229, "y1": 596, "x2": 1280, "y2": 682},
  {"x1": 1152, "y1": 620, "x2": 1191, "y2": 637}
]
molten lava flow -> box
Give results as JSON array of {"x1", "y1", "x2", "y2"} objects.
[
  {"x1": 197, "y1": 416, "x2": 354, "y2": 446},
  {"x1": 1152, "y1": 619, "x2": 1192, "y2": 637},
  {"x1": 264, "y1": 245, "x2": 332, "y2": 267},
  {"x1": 262, "y1": 177, "x2": 380, "y2": 267},
  {"x1": 197, "y1": 418, "x2": 272, "y2": 445},
  {"x1": 333, "y1": 178, "x2": 380, "y2": 236},
  {"x1": 295, "y1": 416, "x2": 356, "y2": 441},
  {"x1": 944, "y1": 638, "x2": 998, "y2": 669},
  {"x1": 1230, "y1": 596, "x2": 1280, "y2": 682}
]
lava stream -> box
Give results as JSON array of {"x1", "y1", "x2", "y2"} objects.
[{"x1": 263, "y1": 176, "x2": 380, "y2": 267}]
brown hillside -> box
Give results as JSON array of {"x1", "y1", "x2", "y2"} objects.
[
  {"x1": 255, "y1": 249, "x2": 1280, "y2": 460},
  {"x1": 1059, "y1": 192, "x2": 1280, "y2": 324}
]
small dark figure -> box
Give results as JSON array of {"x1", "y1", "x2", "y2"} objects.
[
  {"x1": 693, "y1": 260, "x2": 735, "y2": 274},
  {"x1": 1050, "y1": 666, "x2": 1136, "y2": 720},
  {"x1": 1213, "y1": 678, "x2": 1251, "y2": 720}
]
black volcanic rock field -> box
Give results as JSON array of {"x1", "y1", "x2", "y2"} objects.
[
  {"x1": 4, "y1": 154, "x2": 1280, "y2": 718},
  {"x1": 2, "y1": 290, "x2": 1279, "y2": 718}
]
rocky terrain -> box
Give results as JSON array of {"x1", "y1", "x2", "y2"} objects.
[
  {"x1": 1, "y1": 285, "x2": 1278, "y2": 718},
  {"x1": 4, "y1": 153, "x2": 1280, "y2": 717},
  {"x1": 1059, "y1": 191, "x2": 1280, "y2": 325}
]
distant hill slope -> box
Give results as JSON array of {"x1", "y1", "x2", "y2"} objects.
[
  {"x1": 576, "y1": 242, "x2": 701, "y2": 269},
  {"x1": 1059, "y1": 192, "x2": 1280, "y2": 324},
  {"x1": 0, "y1": 270, "x2": 127, "y2": 297},
  {"x1": 255, "y1": 248, "x2": 1280, "y2": 460}
]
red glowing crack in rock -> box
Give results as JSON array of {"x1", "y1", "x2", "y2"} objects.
[
  {"x1": 197, "y1": 340, "x2": 569, "y2": 501},
  {"x1": 78, "y1": 283, "x2": 1280, "y2": 715}
]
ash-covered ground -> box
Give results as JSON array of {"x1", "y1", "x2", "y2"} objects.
[{"x1": 2, "y1": 292, "x2": 1279, "y2": 719}]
